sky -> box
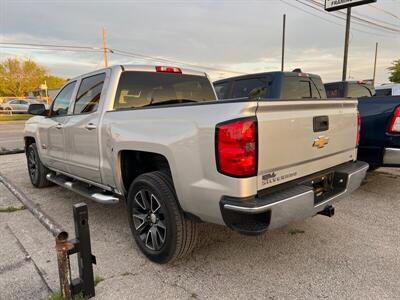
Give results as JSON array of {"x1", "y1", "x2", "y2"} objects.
[{"x1": 0, "y1": 0, "x2": 399, "y2": 84}]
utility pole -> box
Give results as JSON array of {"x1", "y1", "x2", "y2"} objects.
[
  {"x1": 281, "y1": 14, "x2": 286, "y2": 72},
  {"x1": 102, "y1": 27, "x2": 108, "y2": 67},
  {"x1": 342, "y1": 7, "x2": 351, "y2": 81},
  {"x1": 372, "y1": 42, "x2": 378, "y2": 85}
]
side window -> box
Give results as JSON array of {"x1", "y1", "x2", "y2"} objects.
[
  {"x1": 20, "y1": 100, "x2": 28, "y2": 105},
  {"x1": 214, "y1": 82, "x2": 230, "y2": 99},
  {"x1": 74, "y1": 73, "x2": 106, "y2": 114},
  {"x1": 51, "y1": 81, "x2": 76, "y2": 117},
  {"x1": 282, "y1": 77, "x2": 311, "y2": 99},
  {"x1": 232, "y1": 78, "x2": 267, "y2": 99}
]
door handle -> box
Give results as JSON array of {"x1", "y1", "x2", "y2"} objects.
[
  {"x1": 55, "y1": 123, "x2": 63, "y2": 129},
  {"x1": 85, "y1": 123, "x2": 97, "y2": 130}
]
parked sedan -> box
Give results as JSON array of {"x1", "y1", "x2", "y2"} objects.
[{"x1": 0, "y1": 99, "x2": 49, "y2": 112}]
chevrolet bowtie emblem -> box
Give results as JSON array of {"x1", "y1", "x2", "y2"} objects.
[{"x1": 313, "y1": 136, "x2": 329, "y2": 149}]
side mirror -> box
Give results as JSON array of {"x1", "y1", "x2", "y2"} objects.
[{"x1": 28, "y1": 103, "x2": 46, "y2": 116}]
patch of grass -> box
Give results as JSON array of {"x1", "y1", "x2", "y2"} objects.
[
  {"x1": 289, "y1": 229, "x2": 305, "y2": 235},
  {"x1": 191, "y1": 292, "x2": 198, "y2": 298},
  {"x1": 48, "y1": 291, "x2": 86, "y2": 300},
  {"x1": 48, "y1": 291, "x2": 62, "y2": 300},
  {"x1": 0, "y1": 205, "x2": 26, "y2": 213},
  {"x1": 94, "y1": 275, "x2": 104, "y2": 286},
  {"x1": 0, "y1": 114, "x2": 32, "y2": 121}
]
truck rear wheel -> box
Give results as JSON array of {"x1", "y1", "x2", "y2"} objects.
[
  {"x1": 127, "y1": 171, "x2": 198, "y2": 263},
  {"x1": 26, "y1": 143, "x2": 53, "y2": 188}
]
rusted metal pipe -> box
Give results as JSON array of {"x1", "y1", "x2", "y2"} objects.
[
  {"x1": 0, "y1": 172, "x2": 68, "y2": 241},
  {"x1": 0, "y1": 171, "x2": 73, "y2": 298},
  {"x1": 56, "y1": 239, "x2": 74, "y2": 300}
]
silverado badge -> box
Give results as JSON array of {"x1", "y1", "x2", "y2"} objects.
[{"x1": 313, "y1": 136, "x2": 329, "y2": 149}]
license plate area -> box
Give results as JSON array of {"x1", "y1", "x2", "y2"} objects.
[{"x1": 305, "y1": 172, "x2": 336, "y2": 205}]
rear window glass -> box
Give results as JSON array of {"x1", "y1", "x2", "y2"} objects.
[
  {"x1": 375, "y1": 88, "x2": 391, "y2": 97},
  {"x1": 281, "y1": 77, "x2": 312, "y2": 99},
  {"x1": 114, "y1": 72, "x2": 216, "y2": 109},
  {"x1": 214, "y1": 81, "x2": 230, "y2": 99},
  {"x1": 347, "y1": 83, "x2": 374, "y2": 98},
  {"x1": 310, "y1": 78, "x2": 326, "y2": 98},
  {"x1": 232, "y1": 77, "x2": 267, "y2": 99},
  {"x1": 325, "y1": 84, "x2": 342, "y2": 98}
]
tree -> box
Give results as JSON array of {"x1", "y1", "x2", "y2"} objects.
[
  {"x1": 0, "y1": 58, "x2": 65, "y2": 97},
  {"x1": 388, "y1": 59, "x2": 400, "y2": 83},
  {"x1": 44, "y1": 75, "x2": 66, "y2": 89}
]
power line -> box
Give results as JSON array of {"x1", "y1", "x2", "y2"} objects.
[
  {"x1": 351, "y1": 11, "x2": 400, "y2": 29},
  {"x1": 0, "y1": 45, "x2": 105, "y2": 53},
  {"x1": 280, "y1": 0, "x2": 392, "y2": 37},
  {"x1": 300, "y1": 0, "x2": 399, "y2": 33},
  {"x1": 302, "y1": 0, "x2": 400, "y2": 33},
  {"x1": 109, "y1": 48, "x2": 245, "y2": 75},
  {"x1": 0, "y1": 41, "x2": 102, "y2": 50},
  {"x1": 368, "y1": 3, "x2": 400, "y2": 21},
  {"x1": 0, "y1": 42, "x2": 245, "y2": 75}
]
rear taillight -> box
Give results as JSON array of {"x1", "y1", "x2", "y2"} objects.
[
  {"x1": 216, "y1": 118, "x2": 257, "y2": 177},
  {"x1": 155, "y1": 66, "x2": 182, "y2": 73},
  {"x1": 388, "y1": 106, "x2": 400, "y2": 134},
  {"x1": 357, "y1": 111, "x2": 361, "y2": 146}
]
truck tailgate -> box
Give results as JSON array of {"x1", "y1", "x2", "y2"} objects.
[{"x1": 256, "y1": 99, "x2": 358, "y2": 190}]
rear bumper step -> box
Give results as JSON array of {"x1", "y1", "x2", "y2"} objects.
[
  {"x1": 46, "y1": 173, "x2": 119, "y2": 204},
  {"x1": 220, "y1": 161, "x2": 368, "y2": 234}
]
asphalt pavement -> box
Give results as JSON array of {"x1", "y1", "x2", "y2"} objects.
[
  {"x1": 0, "y1": 153, "x2": 399, "y2": 299},
  {"x1": 0, "y1": 121, "x2": 25, "y2": 153}
]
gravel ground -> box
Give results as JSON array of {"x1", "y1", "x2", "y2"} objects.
[{"x1": 0, "y1": 153, "x2": 399, "y2": 299}]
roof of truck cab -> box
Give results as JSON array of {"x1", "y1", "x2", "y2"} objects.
[
  {"x1": 68, "y1": 65, "x2": 207, "y2": 81},
  {"x1": 213, "y1": 71, "x2": 322, "y2": 84},
  {"x1": 325, "y1": 80, "x2": 373, "y2": 86}
]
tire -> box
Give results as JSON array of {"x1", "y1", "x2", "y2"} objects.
[
  {"x1": 127, "y1": 171, "x2": 198, "y2": 264},
  {"x1": 26, "y1": 143, "x2": 53, "y2": 188}
]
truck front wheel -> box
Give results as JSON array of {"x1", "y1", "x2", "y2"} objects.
[
  {"x1": 26, "y1": 143, "x2": 53, "y2": 188},
  {"x1": 127, "y1": 171, "x2": 198, "y2": 263}
]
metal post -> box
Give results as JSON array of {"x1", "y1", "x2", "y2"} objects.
[
  {"x1": 342, "y1": 7, "x2": 351, "y2": 81},
  {"x1": 281, "y1": 14, "x2": 286, "y2": 72},
  {"x1": 372, "y1": 42, "x2": 378, "y2": 85},
  {"x1": 72, "y1": 203, "x2": 96, "y2": 298}
]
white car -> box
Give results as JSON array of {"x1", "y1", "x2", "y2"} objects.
[
  {"x1": 376, "y1": 83, "x2": 400, "y2": 97},
  {"x1": 0, "y1": 99, "x2": 49, "y2": 112}
]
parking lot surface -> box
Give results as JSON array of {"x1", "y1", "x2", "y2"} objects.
[
  {"x1": 0, "y1": 121, "x2": 25, "y2": 153},
  {"x1": 0, "y1": 153, "x2": 399, "y2": 299}
]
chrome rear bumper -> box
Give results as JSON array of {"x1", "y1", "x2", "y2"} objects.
[
  {"x1": 383, "y1": 148, "x2": 400, "y2": 165},
  {"x1": 221, "y1": 161, "x2": 369, "y2": 234}
]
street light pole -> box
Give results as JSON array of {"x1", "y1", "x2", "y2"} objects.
[
  {"x1": 372, "y1": 42, "x2": 378, "y2": 85},
  {"x1": 281, "y1": 14, "x2": 286, "y2": 72},
  {"x1": 342, "y1": 7, "x2": 351, "y2": 81}
]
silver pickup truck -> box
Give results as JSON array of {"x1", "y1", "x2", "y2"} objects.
[{"x1": 24, "y1": 65, "x2": 368, "y2": 263}]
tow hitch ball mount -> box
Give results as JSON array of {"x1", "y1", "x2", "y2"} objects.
[{"x1": 318, "y1": 205, "x2": 335, "y2": 217}]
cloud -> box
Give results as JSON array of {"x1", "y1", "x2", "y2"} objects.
[{"x1": 1, "y1": 0, "x2": 399, "y2": 84}]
